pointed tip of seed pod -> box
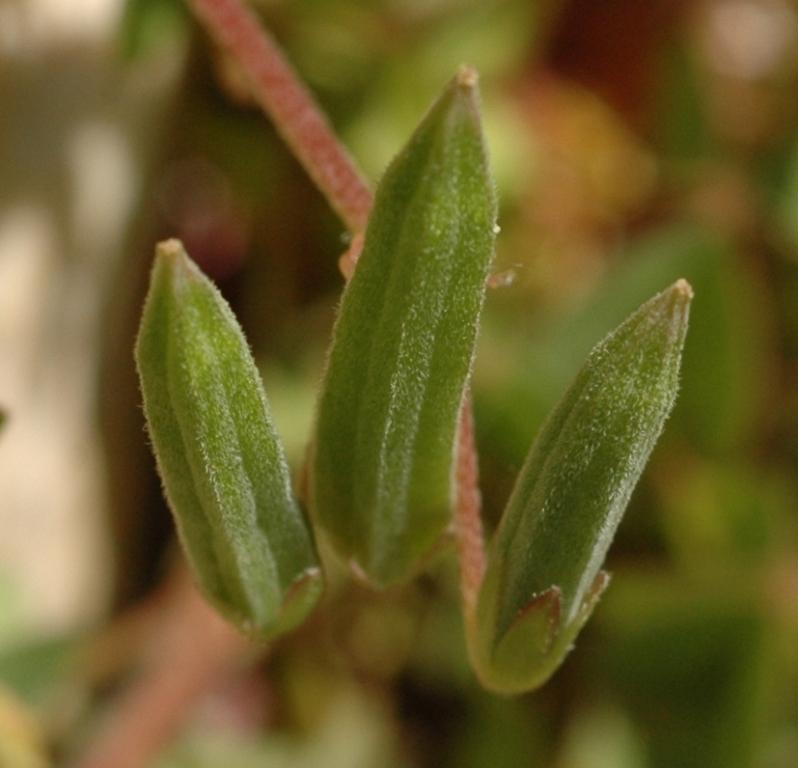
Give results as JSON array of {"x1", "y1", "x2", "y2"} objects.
[
  {"x1": 673, "y1": 278, "x2": 694, "y2": 300},
  {"x1": 645, "y1": 278, "x2": 692, "y2": 343},
  {"x1": 664, "y1": 278, "x2": 693, "y2": 323},
  {"x1": 456, "y1": 64, "x2": 479, "y2": 89},
  {"x1": 153, "y1": 239, "x2": 200, "y2": 290},
  {"x1": 642, "y1": 277, "x2": 693, "y2": 316},
  {"x1": 156, "y1": 238, "x2": 185, "y2": 259},
  {"x1": 154, "y1": 238, "x2": 190, "y2": 274},
  {"x1": 446, "y1": 65, "x2": 483, "y2": 126}
]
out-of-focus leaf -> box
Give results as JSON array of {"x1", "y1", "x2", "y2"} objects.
[
  {"x1": 657, "y1": 459, "x2": 792, "y2": 572},
  {"x1": 655, "y1": 40, "x2": 710, "y2": 162},
  {"x1": 446, "y1": 695, "x2": 547, "y2": 768},
  {"x1": 0, "y1": 572, "x2": 29, "y2": 651},
  {"x1": 558, "y1": 707, "x2": 646, "y2": 768},
  {"x1": 477, "y1": 223, "x2": 769, "y2": 463},
  {"x1": 136, "y1": 241, "x2": 322, "y2": 639},
  {"x1": 597, "y1": 578, "x2": 768, "y2": 768},
  {"x1": 777, "y1": 139, "x2": 798, "y2": 253},
  {"x1": 119, "y1": 0, "x2": 190, "y2": 60},
  {"x1": 157, "y1": 687, "x2": 402, "y2": 768},
  {"x1": 260, "y1": 363, "x2": 321, "y2": 469},
  {"x1": 470, "y1": 281, "x2": 691, "y2": 694},
  {"x1": 311, "y1": 68, "x2": 497, "y2": 587},
  {"x1": 343, "y1": 0, "x2": 547, "y2": 182},
  {"x1": 0, "y1": 636, "x2": 76, "y2": 708}
]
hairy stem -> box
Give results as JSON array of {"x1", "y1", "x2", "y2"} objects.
[
  {"x1": 72, "y1": 575, "x2": 248, "y2": 768},
  {"x1": 455, "y1": 394, "x2": 486, "y2": 619},
  {"x1": 188, "y1": 0, "x2": 374, "y2": 232}
]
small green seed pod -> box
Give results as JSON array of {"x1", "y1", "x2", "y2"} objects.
[
  {"x1": 470, "y1": 280, "x2": 693, "y2": 694},
  {"x1": 136, "y1": 240, "x2": 322, "y2": 639},
  {"x1": 310, "y1": 67, "x2": 497, "y2": 587}
]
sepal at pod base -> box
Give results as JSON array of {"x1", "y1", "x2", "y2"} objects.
[
  {"x1": 310, "y1": 67, "x2": 497, "y2": 587},
  {"x1": 468, "y1": 280, "x2": 692, "y2": 694},
  {"x1": 135, "y1": 240, "x2": 322, "y2": 639}
]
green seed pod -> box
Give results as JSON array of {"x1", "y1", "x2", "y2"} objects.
[
  {"x1": 310, "y1": 67, "x2": 497, "y2": 587},
  {"x1": 470, "y1": 280, "x2": 693, "y2": 694},
  {"x1": 136, "y1": 240, "x2": 322, "y2": 639}
]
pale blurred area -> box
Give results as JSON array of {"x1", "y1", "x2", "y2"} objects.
[{"x1": 0, "y1": 0, "x2": 182, "y2": 641}]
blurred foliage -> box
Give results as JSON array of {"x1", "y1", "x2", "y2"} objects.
[{"x1": 1, "y1": 0, "x2": 798, "y2": 766}]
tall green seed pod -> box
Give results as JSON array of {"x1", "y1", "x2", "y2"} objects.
[
  {"x1": 310, "y1": 67, "x2": 497, "y2": 587},
  {"x1": 469, "y1": 280, "x2": 693, "y2": 694},
  {"x1": 136, "y1": 240, "x2": 322, "y2": 639}
]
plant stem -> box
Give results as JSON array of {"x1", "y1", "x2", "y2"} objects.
[
  {"x1": 455, "y1": 395, "x2": 486, "y2": 618},
  {"x1": 188, "y1": 0, "x2": 373, "y2": 233},
  {"x1": 72, "y1": 575, "x2": 248, "y2": 768}
]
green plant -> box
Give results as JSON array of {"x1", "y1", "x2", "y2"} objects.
[{"x1": 135, "y1": 0, "x2": 691, "y2": 697}]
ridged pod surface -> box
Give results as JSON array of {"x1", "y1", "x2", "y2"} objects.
[
  {"x1": 470, "y1": 280, "x2": 693, "y2": 693},
  {"x1": 136, "y1": 240, "x2": 322, "y2": 639},
  {"x1": 310, "y1": 68, "x2": 497, "y2": 586}
]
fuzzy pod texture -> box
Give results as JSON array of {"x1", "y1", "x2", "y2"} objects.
[
  {"x1": 310, "y1": 67, "x2": 497, "y2": 587},
  {"x1": 470, "y1": 280, "x2": 693, "y2": 694},
  {"x1": 136, "y1": 240, "x2": 322, "y2": 639}
]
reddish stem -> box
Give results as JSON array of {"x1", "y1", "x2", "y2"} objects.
[
  {"x1": 72, "y1": 576, "x2": 248, "y2": 768},
  {"x1": 455, "y1": 394, "x2": 487, "y2": 618},
  {"x1": 188, "y1": 0, "x2": 374, "y2": 233}
]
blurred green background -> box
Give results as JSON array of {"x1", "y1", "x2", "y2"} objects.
[{"x1": 1, "y1": 0, "x2": 798, "y2": 765}]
